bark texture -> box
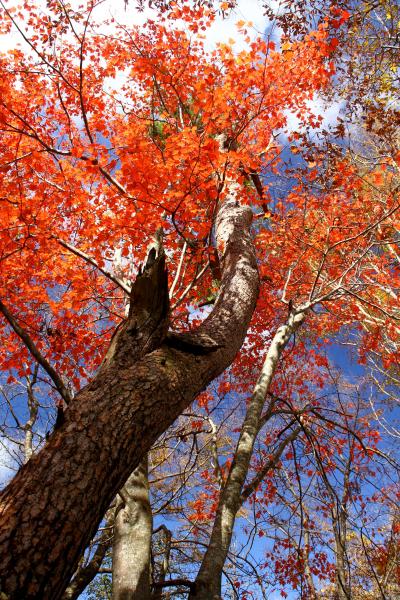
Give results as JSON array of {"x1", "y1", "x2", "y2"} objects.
[
  {"x1": 0, "y1": 198, "x2": 259, "y2": 600},
  {"x1": 190, "y1": 311, "x2": 305, "y2": 600},
  {"x1": 112, "y1": 458, "x2": 152, "y2": 600}
]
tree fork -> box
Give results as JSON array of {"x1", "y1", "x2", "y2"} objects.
[{"x1": 0, "y1": 198, "x2": 259, "y2": 600}]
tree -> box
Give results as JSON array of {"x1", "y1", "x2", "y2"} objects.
[
  {"x1": 0, "y1": 1, "x2": 399, "y2": 598},
  {"x1": 0, "y1": 1, "x2": 332, "y2": 596}
]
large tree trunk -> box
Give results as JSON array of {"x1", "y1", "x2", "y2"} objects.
[
  {"x1": 190, "y1": 310, "x2": 305, "y2": 600},
  {"x1": 112, "y1": 458, "x2": 152, "y2": 600},
  {"x1": 0, "y1": 198, "x2": 259, "y2": 600}
]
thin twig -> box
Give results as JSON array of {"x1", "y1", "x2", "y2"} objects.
[
  {"x1": 55, "y1": 237, "x2": 131, "y2": 294},
  {"x1": 0, "y1": 299, "x2": 72, "y2": 404}
]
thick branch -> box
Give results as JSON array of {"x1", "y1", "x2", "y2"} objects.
[{"x1": 152, "y1": 578, "x2": 194, "y2": 589}]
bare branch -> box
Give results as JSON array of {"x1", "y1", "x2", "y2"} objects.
[
  {"x1": 169, "y1": 241, "x2": 187, "y2": 299},
  {"x1": 55, "y1": 237, "x2": 131, "y2": 295},
  {"x1": 0, "y1": 299, "x2": 72, "y2": 404}
]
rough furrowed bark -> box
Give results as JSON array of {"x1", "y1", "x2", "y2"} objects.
[{"x1": 0, "y1": 198, "x2": 259, "y2": 600}]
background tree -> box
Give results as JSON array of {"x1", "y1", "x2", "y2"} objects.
[{"x1": 0, "y1": 1, "x2": 399, "y2": 599}]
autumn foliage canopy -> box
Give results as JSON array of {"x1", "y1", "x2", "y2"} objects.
[{"x1": 0, "y1": 0, "x2": 399, "y2": 598}]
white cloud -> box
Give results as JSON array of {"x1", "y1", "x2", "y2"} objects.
[
  {"x1": 284, "y1": 96, "x2": 345, "y2": 134},
  {"x1": 203, "y1": 0, "x2": 270, "y2": 53},
  {"x1": 93, "y1": 0, "x2": 270, "y2": 52},
  {"x1": 0, "y1": 0, "x2": 271, "y2": 55}
]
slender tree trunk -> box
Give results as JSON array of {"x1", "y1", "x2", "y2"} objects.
[
  {"x1": 151, "y1": 525, "x2": 172, "y2": 600},
  {"x1": 113, "y1": 457, "x2": 152, "y2": 600},
  {"x1": 24, "y1": 366, "x2": 39, "y2": 463},
  {"x1": 190, "y1": 310, "x2": 305, "y2": 600},
  {"x1": 334, "y1": 459, "x2": 351, "y2": 600},
  {"x1": 303, "y1": 525, "x2": 317, "y2": 600},
  {"x1": 0, "y1": 198, "x2": 259, "y2": 600},
  {"x1": 334, "y1": 515, "x2": 350, "y2": 600}
]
